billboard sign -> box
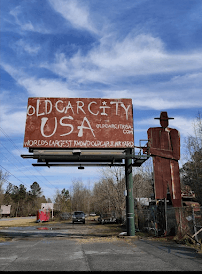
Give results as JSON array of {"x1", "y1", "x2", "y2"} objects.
[
  {"x1": 1, "y1": 205, "x2": 11, "y2": 215},
  {"x1": 23, "y1": 98, "x2": 134, "y2": 149},
  {"x1": 41, "y1": 203, "x2": 53, "y2": 210}
]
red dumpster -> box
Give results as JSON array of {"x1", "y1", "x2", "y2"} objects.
[{"x1": 36, "y1": 209, "x2": 50, "y2": 222}]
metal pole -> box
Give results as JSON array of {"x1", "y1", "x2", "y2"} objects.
[
  {"x1": 155, "y1": 200, "x2": 158, "y2": 236},
  {"x1": 164, "y1": 198, "x2": 168, "y2": 236},
  {"x1": 125, "y1": 148, "x2": 135, "y2": 236}
]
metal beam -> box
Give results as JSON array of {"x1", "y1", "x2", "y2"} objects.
[
  {"x1": 21, "y1": 152, "x2": 149, "y2": 167},
  {"x1": 21, "y1": 153, "x2": 149, "y2": 160},
  {"x1": 31, "y1": 162, "x2": 146, "y2": 167},
  {"x1": 32, "y1": 163, "x2": 125, "y2": 167}
]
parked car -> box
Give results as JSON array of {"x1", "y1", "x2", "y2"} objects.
[
  {"x1": 98, "y1": 213, "x2": 116, "y2": 224},
  {"x1": 72, "y1": 211, "x2": 85, "y2": 224},
  {"x1": 89, "y1": 212, "x2": 96, "y2": 216},
  {"x1": 60, "y1": 212, "x2": 71, "y2": 220}
]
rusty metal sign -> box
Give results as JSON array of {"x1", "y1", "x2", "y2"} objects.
[{"x1": 23, "y1": 98, "x2": 134, "y2": 149}]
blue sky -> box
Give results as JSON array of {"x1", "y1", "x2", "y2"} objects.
[{"x1": 1, "y1": 0, "x2": 202, "y2": 201}]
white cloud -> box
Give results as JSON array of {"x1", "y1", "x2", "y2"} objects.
[
  {"x1": 101, "y1": 79, "x2": 202, "y2": 110},
  {"x1": 15, "y1": 39, "x2": 41, "y2": 54},
  {"x1": 44, "y1": 33, "x2": 202, "y2": 87},
  {"x1": 10, "y1": 6, "x2": 50, "y2": 33},
  {"x1": 92, "y1": 38, "x2": 201, "y2": 78},
  {"x1": 132, "y1": 97, "x2": 201, "y2": 110},
  {"x1": 172, "y1": 116, "x2": 197, "y2": 137},
  {"x1": 1, "y1": 63, "x2": 21, "y2": 79},
  {"x1": 1, "y1": 63, "x2": 78, "y2": 98},
  {"x1": 2, "y1": 59, "x2": 202, "y2": 112},
  {"x1": 12, "y1": 148, "x2": 29, "y2": 157},
  {"x1": 18, "y1": 77, "x2": 77, "y2": 98},
  {"x1": 0, "y1": 107, "x2": 27, "y2": 135},
  {"x1": 48, "y1": 0, "x2": 98, "y2": 34},
  {"x1": 0, "y1": 66, "x2": 79, "y2": 136},
  {"x1": 136, "y1": 116, "x2": 196, "y2": 137}
]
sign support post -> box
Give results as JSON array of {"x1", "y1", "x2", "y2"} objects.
[{"x1": 125, "y1": 148, "x2": 135, "y2": 236}]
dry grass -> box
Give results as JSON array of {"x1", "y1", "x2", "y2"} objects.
[
  {"x1": 75, "y1": 236, "x2": 120, "y2": 244},
  {"x1": 0, "y1": 217, "x2": 36, "y2": 227},
  {"x1": 172, "y1": 234, "x2": 202, "y2": 253},
  {"x1": 75, "y1": 235, "x2": 138, "y2": 245},
  {"x1": 0, "y1": 236, "x2": 14, "y2": 242},
  {"x1": 0, "y1": 236, "x2": 7, "y2": 242},
  {"x1": 0, "y1": 217, "x2": 58, "y2": 228}
]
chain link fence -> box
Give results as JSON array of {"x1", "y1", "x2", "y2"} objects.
[{"x1": 134, "y1": 205, "x2": 202, "y2": 240}]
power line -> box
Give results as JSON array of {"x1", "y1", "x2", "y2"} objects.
[
  {"x1": 0, "y1": 127, "x2": 57, "y2": 197},
  {"x1": 0, "y1": 164, "x2": 27, "y2": 186},
  {"x1": 0, "y1": 151, "x2": 34, "y2": 189},
  {"x1": 0, "y1": 146, "x2": 55, "y2": 197},
  {"x1": 0, "y1": 142, "x2": 56, "y2": 191},
  {"x1": 0, "y1": 127, "x2": 56, "y2": 185}
]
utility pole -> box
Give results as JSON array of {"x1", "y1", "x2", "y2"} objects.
[{"x1": 125, "y1": 148, "x2": 135, "y2": 236}]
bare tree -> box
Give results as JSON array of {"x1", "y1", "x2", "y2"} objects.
[
  {"x1": 70, "y1": 180, "x2": 92, "y2": 213},
  {"x1": 54, "y1": 188, "x2": 71, "y2": 212},
  {"x1": 133, "y1": 170, "x2": 153, "y2": 199},
  {"x1": 91, "y1": 163, "x2": 153, "y2": 219},
  {"x1": 0, "y1": 169, "x2": 9, "y2": 203},
  {"x1": 92, "y1": 167, "x2": 126, "y2": 219},
  {"x1": 181, "y1": 112, "x2": 202, "y2": 204}
]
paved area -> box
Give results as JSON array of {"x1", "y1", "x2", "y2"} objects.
[
  {"x1": 1, "y1": 222, "x2": 202, "y2": 271},
  {"x1": 0, "y1": 230, "x2": 202, "y2": 271}
]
